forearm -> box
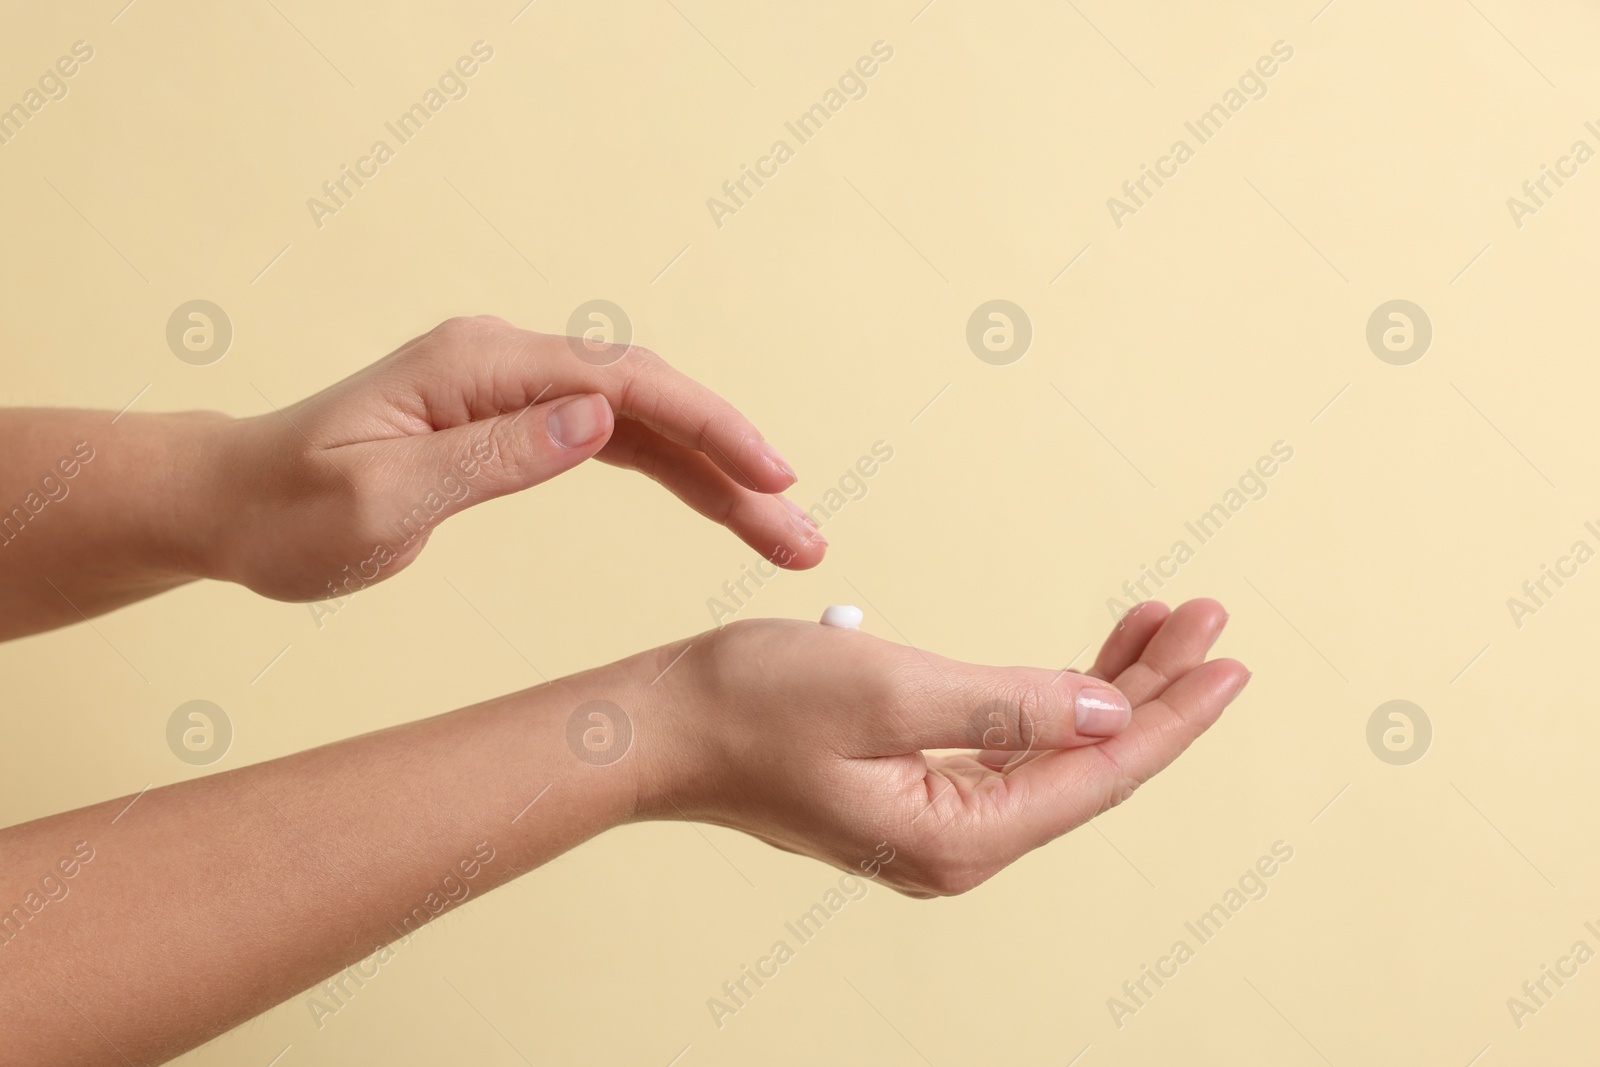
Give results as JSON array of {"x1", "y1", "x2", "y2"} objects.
[
  {"x1": 0, "y1": 645, "x2": 663, "y2": 1066},
  {"x1": 0, "y1": 409, "x2": 234, "y2": 639}
]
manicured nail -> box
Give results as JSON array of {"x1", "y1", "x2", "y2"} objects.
[
  {"x1": 547, "y1": 394, "x2": 610, "y2": 448},
  {"x1": 781, "y1": 497, "x2": 825, "y2": 545},
  {"x1": 782, "y1": 496, "x2": 818, "y2": 529},
  {"x1": 1076, "y1": 686, "x2": 1132, "y2": 736},
  {"x1": 764, "y1": 443, "x2": 796, "y2": 481}
]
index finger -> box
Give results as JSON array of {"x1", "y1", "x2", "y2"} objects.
[
  {"x1": 564, "y1": 338, "x2": 796, "y2": 493},
  {"x1": 400, "y1": 319, "x2": 798, "y2": 494}
]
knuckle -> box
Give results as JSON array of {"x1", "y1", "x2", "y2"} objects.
[
  {"x1": 1107, "y1": 776, "x2": 1141, "y2": 811},
  {"x1": 429, "y1": 315, "x2": 468, "y2": 337},
  {"x1": 429, "y1": 315, "x2": 474, "y2": 344},
  {"x1": 430, "y1": 314, "x2": 513, "y2": 349},
  {"x1": 1011, "y1": 679, "x2": 1060, "y2": 743},
  {"x1": 1090, "y1": 745, "x2": 1145, "y2": 814},
  {"x1": 614, "y1": 350, "x2": 654, "y2": 409},
  {"x1": 1124, "y1": 661, "x2": 1168, "y2": 697},
  {"x1": 479, "y1": 416, "x2": 532, "y2": 482},
  {"x1": 1017, "y1": 675, "x2": 1068, "y2": 726},
  {"x1": 613, "y1": 424, "x2": 653, "y2": 473},
  {"x1": 970, "y1": 680, "x2": 1055, "y2": 750}
]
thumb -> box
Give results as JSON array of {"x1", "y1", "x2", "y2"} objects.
[
  {"x1": 886, "y1": 663, "x2": 1135, "y2": 754},
  {"x1": 393, "y1": 393, "x2": 614, "y2": 516}
]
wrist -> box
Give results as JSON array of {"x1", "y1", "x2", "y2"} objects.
[
  {"x1": 162, "y1": 411, "x2": 258, "y2": 584},
  {"x1": 187, "y1": 411, "x2": 347, "y2": 595},
  {"x1": 584, "y1": 635, "x2": 703, "y2": 825},
  {"x1": 60, "y1": 409, "x2": 243, "y2": 588}
]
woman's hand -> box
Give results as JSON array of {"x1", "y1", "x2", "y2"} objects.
[
  {"x1": 0, "y1": 597, "x2": 1240, "y2": 1063},
  {"x1": 638, "y1": 599, "x2": 1247, "y2": 896},
  {"x1": 0, "y1": 316, "x2": 824, "y2": 637},
  {"x1": 208, "y1": 315, "x2": 825, "y2": 601}
]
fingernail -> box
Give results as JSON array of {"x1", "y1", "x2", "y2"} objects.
[
  {"x1": 764, "y1": 443, "x2": 796, "y2": 481},
  {"x1": 781, "y1": 497, "x2": 825, "y2": 545},
  {"x1": 548, "y1": 394, "x2": 609, "y2": 448},
  {"x1": 1076, "y1": 686, "x2": 1132, "y2": 736}
]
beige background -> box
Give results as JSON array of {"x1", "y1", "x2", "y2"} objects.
[{"x1": 3, "y1": 0, "x2": 1598, "y2": 1062}]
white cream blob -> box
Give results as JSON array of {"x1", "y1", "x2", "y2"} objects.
[{"x1": 819, "y1": 605, "x2": 864, "y2": 629}]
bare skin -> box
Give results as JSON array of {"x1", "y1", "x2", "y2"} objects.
[
  {"x1": 0, "y1": 316, "x2": 822, "y2": 639},
  {"x1": 0, "y1": 317, "x2": 1248, "y2": 1065}
]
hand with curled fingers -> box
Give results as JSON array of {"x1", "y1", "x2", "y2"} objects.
[
  {"x1": 204, "y1": 314, "x2": 825, "y2": 602},
  {"x1": 636, "y1": 598, "x2": 1249, "y2": 897}
]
